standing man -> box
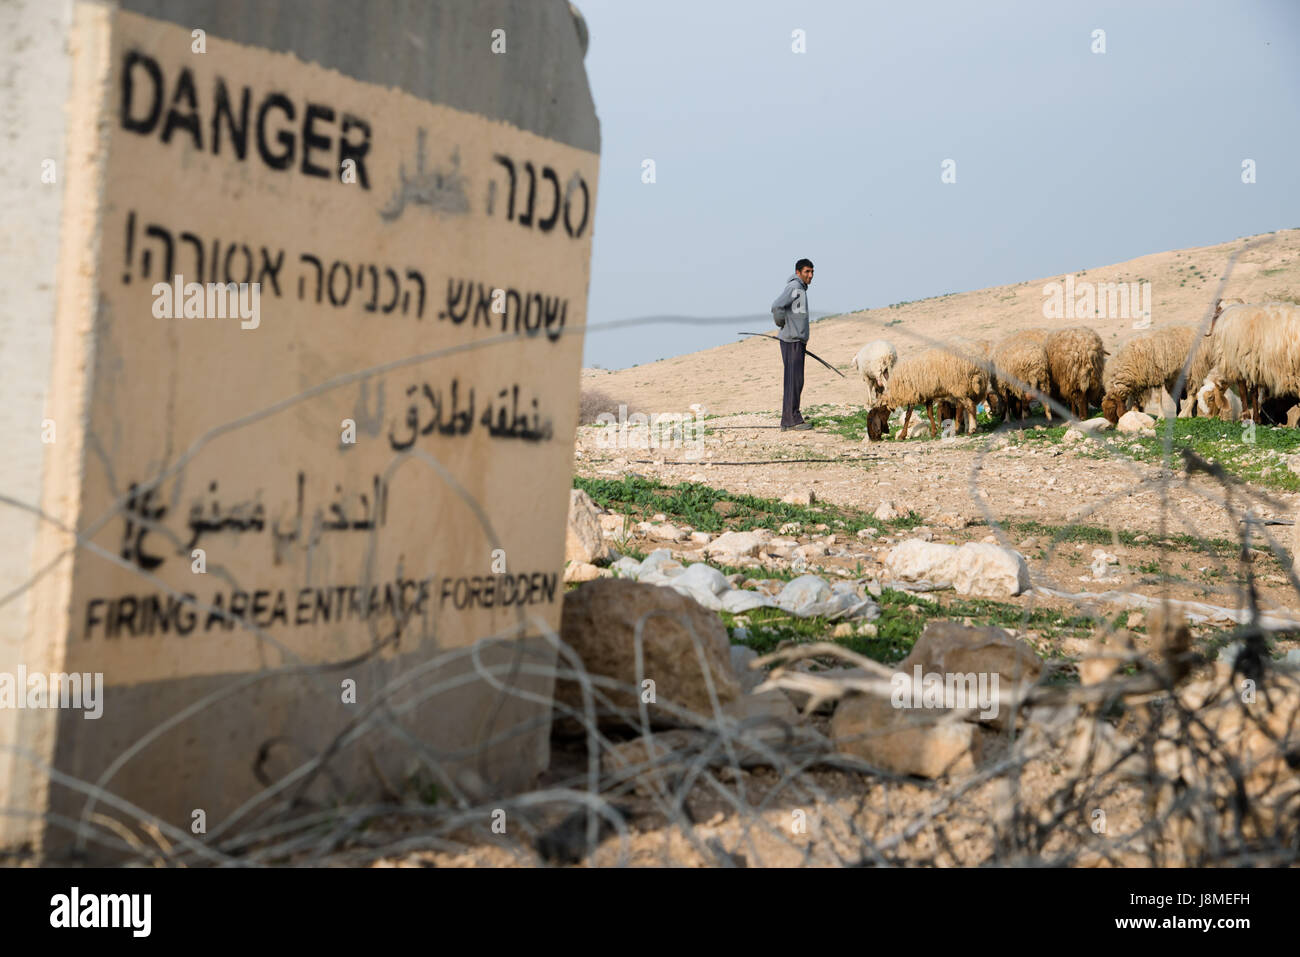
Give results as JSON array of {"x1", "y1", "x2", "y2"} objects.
[{"x1": 771, "y1": 258, "x2": 814, "y2": 431}]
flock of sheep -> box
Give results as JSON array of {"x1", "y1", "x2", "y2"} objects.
[{"x1": 849, "y1": 299, "x2": 1300, "y2": 441}]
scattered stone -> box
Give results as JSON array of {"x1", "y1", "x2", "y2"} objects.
[
  {"x1": 902, "y1": 620, "x2": 1042, "y2": 728},
  {"x1": 599, "y1": 513, "x2": 629, "y2": 536},
  {"x1": 1063, "y1": 427, "x2": 1086, "y2": 445},
  {"x1": 793, "y1": 543, "x2": 830, "y2": 561},
  {"x1": 781, "y1": 490, "x2": 816, "y2": 506},
  {"x1": 649, "y1": 523, "x2": 688, "y2": 542},
  {"x1": 1117, "y1": 410, "x2": 1156, "y2": 433},
  {"x1": 1077, "y1": 417, "x2": 1113, "y2": 434},
  {"x1": 831, "y1": 690, "x2": 980, "y2": 778},
  {"x1": 564, "y1": 561, "x2": 602, "y2": 583},
  {"x1": 778, "y1": 522, "x2": 802, "y2": 535},
  {"x1": 689, "y1": 531, "x2": 712, "y2": 545},
  {"x1": 557, "y1": 579, "x2": 740, "y2": 725},
  {"x1": 832, "y1": 623, "x2": 854, "y2": 638},
  {"x1": 874, "y1": 501, "x2": 899, "y2": 522},
  {"x1": 704, "y1": 529, "x2": 773, "y2": 561},
  {"x1": 883, "y1": 540, "x2": 1031, "y2": 598},
  {"x1": 567, "y1": 489, "x2": 615, "y2": 564}
]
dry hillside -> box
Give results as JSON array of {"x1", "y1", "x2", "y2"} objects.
[{"x1": 582, "y1": 229, "x2": 1300, "y2": 417}]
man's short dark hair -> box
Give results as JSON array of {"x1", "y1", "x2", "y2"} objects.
[{"x1": 795, "y1": 258, "x2": 814, "y2": 272}]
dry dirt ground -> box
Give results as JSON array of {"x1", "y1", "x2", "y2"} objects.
[{"x1": 355, "y1": 232, "x2": 1300, "y2": 868}]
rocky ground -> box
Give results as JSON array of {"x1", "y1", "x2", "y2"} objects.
[
  {"x1": 349, "y1": 231, "x2": 1300, "y2": 868},
  {"x1": 341, "y1": 400, "x2": 1300, "y2": 869}
]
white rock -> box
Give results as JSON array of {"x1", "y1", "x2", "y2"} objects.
[
  {"x1": 566, "y1": 489, "x2": 615, "y2": 564},
  {"x1": 564, "y1": 561, "x2": 602, "y2": 583},
  {"x1": 704, "y1": 529, "x2": 773, "y2": 560},
  {"x1": 874, "y1": 501, "x2": 899, "y2": 521},
  {"x1": 883, "y1": 540, "x2": 1030, "y2": 598},
  {"x1": 598, "y1": 513, "x2": 629, "y2": 535},
  {"x1": 1078, "y1": 417, "x2": 1113, "y2": 434},
  {"x1": 609, "y1": 556, "x2": 642, "y2": 578},
  {"x1": 781, "y1": 490, "x2": 816, "y2": 506},
  {"x1": 1117, "y1": 410, "x2": 1156, "y2": 433},
  {"x1": 649, "y1": 523, "x2": 688, "y2": 542},
  {"x1": 1063, "y1": 428, "x2": 1086, "y2": 445}
]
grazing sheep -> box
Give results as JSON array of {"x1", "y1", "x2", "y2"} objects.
[
  {"x1": 991, "y1": 335, "x2": 1052, "y2": 422},
  {"x1": 882, "y1": 344, "x2": 989, "y2": 440},
  {"x1": 1100, "y1": 324, "x2": 1208, "y2": 423},
  {"x1": 850, "y1": 340, "x2": 899, "y2": 409},
  {"x1": 1196, "y1": 372, "x2": 1243, "y2": 421},
  {"x1": 1212, "y1": 301, "x2": 1300, "y2": 423},
  {"x1": 949, "y1": 338, "x2": 995, "y2": 432},
  {"x1": 1045, "y1": 327, "x2": 1106, "y2": 420}
]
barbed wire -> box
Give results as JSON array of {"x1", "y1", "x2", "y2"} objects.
[{"x1": 3, "y1": 236, "x2": 1299, "y2": 867}]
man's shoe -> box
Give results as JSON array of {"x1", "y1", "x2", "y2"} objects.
[{"x1": 791, "y1": 423, "x2": 812, "y2": 431}]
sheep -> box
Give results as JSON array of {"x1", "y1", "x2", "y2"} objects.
[
  {"x1": 1044, "y1": 327, "x2": 1106, "y2": 420},
  {"x1": 991, "y1": 335, "x2": 1052, "y2": 422},
  {"x1": 850, "y1": 340, "x2": 899, "y2": 441},
  {"x1": 1100, "y1": 324, "x2": 1208, "y2": 423},
  {"x1": 947, "y1": 338, "x2": 995, "y2": 433},
  {"x1": 1196, "y1": 371, "x2": 1243, "y2": 421},
  {"x1": 881, "y1": 344, "x2": 989, "y2": 440},
  {"x1": 1212, "y1": 301, "x2": 1300, "y2": 423},
  {"x1": 850, "y1": 340, "x2": 899, "y2": 409}
]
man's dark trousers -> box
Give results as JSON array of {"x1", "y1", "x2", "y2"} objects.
[{"x1": 780, "y1": 339, "x2": 806, "y2": 428}]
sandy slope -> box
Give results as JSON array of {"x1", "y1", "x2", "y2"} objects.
[{"x1": 581, "y1": 229, "x2": 1300, "y2": 419}]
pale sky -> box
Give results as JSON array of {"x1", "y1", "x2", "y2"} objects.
[{"x1": 576, "y1": 0, "x2": 1300, "y2": 368}]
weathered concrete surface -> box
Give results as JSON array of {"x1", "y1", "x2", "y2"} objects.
[
  {"x1": 0, "y1": 0, "x2": 76, "y2": 847},
  {"x1": 122, "y1": 0, "x2": 598, "y2": 152},
  {"x1": 0, "y1": 0, "x2": 599, "y2": 861}
]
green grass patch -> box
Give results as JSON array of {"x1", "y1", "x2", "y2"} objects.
[
  {"x1": 1122, "y1": 417, "x2": 1300, "y2": 491},
  {"x1": 574, "y1": 474, "x2": 923, "y2": 536},
  {"x1": 724, "y1": 586, "x2": 1100, "y2": 667}
]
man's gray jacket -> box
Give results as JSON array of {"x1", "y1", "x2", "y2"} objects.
[{"x1": 771, "y1": 273, "x2": 810, "y2": 342}]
